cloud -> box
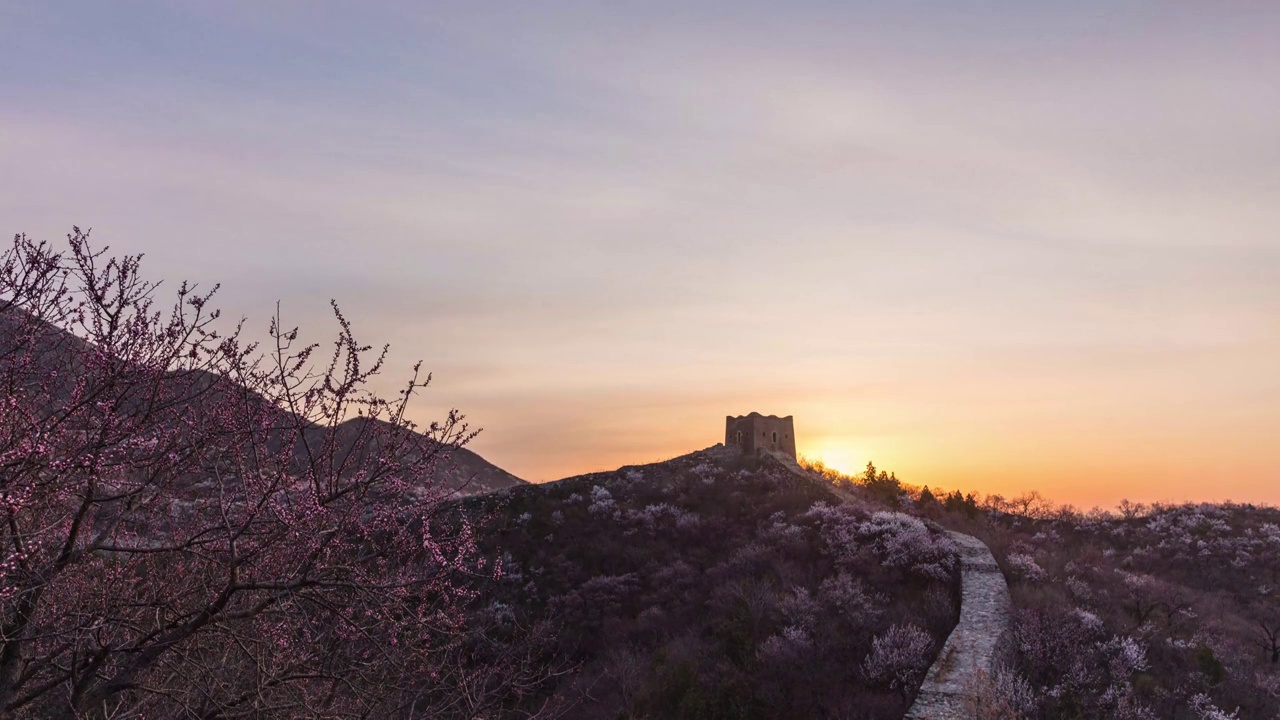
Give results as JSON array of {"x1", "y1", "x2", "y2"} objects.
[{"x1": 2, "y1": 1, "x2": 1278, "y2": 501}]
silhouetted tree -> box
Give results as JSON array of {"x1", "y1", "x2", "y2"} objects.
[
  {"x1": 862, "y1": 462, "x2": 903, "y2": 504},
  {"x1": 918, "y1": 486, "x2": 937, "y2": 506}
]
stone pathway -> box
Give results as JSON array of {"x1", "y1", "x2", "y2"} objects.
[
  {"x1": 762, "y1": 452, "x2": 1013, "y2": 718},
  {"x1": 905, "y1": 531, "x2": 1012, "y2": 719}
]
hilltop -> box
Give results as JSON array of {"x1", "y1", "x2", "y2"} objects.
[
  {"x1": 452, "y1": 446, "x2": 1280, "y2": 719},
  {"x1": 454, "y1": 446, "x2": 962, "y2": 719}
]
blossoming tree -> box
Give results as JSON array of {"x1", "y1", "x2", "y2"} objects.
[{"x1": 0, "y1": 230, "x2": 501, "y2": 718}]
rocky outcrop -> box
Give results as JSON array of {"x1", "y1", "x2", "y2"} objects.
[{"x1": 905, "y1": 531, "x2": 1012, "y2": 719}]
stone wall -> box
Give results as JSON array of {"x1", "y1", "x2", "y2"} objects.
[
  {"x1": 761, "y1": 449, "x2": 1012, "y2": 718},
  {"x1": 725, "y1": 412, "x2": 796, "y2": 459},
  {"x1": 904, "y1": 531, "x2": 1012, "y2": 719}
]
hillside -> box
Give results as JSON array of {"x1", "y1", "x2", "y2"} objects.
[
  {"x1": 934, "y1": 499, "x2": 1280, "y2": 719},
  {"x1": 0, "y1": 307, "x2": 524, "y2": 496},
  {"x1": 779, "y1": 466, "x2": 1280, "y2": 719},
  {"x1": 455, "y1": 446, "x2": 963, "y2": 719},
  {"x1": 310, "y1": 415, "x2": 524, "y2": 496},
  {"x1": 0, "y1": 235, "x2": 532, "y2": 719},
  {"x1": 15, "y1": 235, "x2": 1277, "y2": 718},
  {"x1": 435, "y1": 444, "x2": 526, "y2": 495}
]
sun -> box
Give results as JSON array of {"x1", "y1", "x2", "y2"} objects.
[{"x1": 802, "y1": 443, "x2": 864, "y2": 477}]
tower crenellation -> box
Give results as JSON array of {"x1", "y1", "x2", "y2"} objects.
[{"x1": 725, "y1": 412, "x2": 796, "y2": 460}]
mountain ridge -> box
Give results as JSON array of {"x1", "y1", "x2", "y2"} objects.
[{"x1": 0, "y1": 306, "x2": 524, "y2": 496}]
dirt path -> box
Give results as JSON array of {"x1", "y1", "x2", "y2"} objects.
[{"x1": 905, "y1": 531, "x2": 1012, "y2": 719}]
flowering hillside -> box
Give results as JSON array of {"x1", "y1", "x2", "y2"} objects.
[
  {"x1": 856, "y1": 476, "x2": 1280, "y2": 718},
  {"x1": 984, "y1": 501, "x2": 1280, "y2": 718},
  {"x1": 457, "y1": 447, "x2": 962, "y2": 719}
]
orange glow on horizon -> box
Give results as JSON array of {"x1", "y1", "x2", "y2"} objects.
[
  {"x1": 799, "y1": 442, "x2": 866, "y2": 478},
  {"x1": 8, "y1": 2, "x2": 1280, "y2": 521},
  {"x1": 465, "y1": 406, "x2": 1280, "y2": 513}
]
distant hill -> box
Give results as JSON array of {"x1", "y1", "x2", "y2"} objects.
[
  {"x1": 0, "y1": 308, "x2": 524, "y2": 496},
  {"x1": 316, "y1": 415, "x2": 524, "y2": 496}
]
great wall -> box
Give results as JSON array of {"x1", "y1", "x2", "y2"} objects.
[
  {"x1": 905, "y1": 531, "x2": 1012, "y2": 719},
  {"x1": 754, "y1": 416, "x2": 1012, "y2": 720}
]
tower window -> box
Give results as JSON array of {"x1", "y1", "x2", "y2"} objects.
[{"x1": 772, "y1": 431, "x2": 777, "y2": 443}]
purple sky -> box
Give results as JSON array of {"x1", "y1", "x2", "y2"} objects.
[{"x1": 4, "y1": 2, "x2": 1279, "y2": 506}]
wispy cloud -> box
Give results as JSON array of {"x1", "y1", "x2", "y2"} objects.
[{"x1": 3, "y1": 1, "x2": 1278, "y2": 505}]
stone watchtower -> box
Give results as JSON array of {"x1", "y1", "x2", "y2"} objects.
[{"x1": 725, "y1": 412, "x2": 796, "y2": 460}]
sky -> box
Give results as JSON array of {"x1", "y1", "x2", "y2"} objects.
[{"x1": 3, "y1": 1, "x2": 1278, "y2": 509}]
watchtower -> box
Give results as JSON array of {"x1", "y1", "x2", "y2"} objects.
[{"x1": 725, "y1": 413, "x2": 796, "y2": 460}]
